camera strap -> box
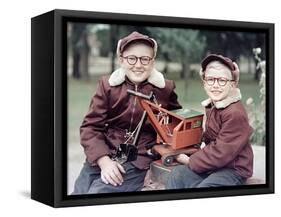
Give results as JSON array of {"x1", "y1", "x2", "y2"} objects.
[{"x1": 112, "y1": 110, "x2": 147, "y2": 164}]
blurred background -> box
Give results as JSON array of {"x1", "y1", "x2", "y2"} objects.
[{"x1": 67, "y1": 22, "x2": 266, "y2": 194}]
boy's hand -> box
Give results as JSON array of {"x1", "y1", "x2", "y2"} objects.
[
  {"x1": 176, "y1": 154, "x2": 190, "y2": 165},
  {"x1": 97, "y1": 156, "x2": 126, "y2": 186}
]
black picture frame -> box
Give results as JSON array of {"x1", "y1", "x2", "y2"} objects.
[{"x1": 31, "y1": 9, "x2": 274, "y2": 207}]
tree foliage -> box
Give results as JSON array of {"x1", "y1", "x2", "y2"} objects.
[
  {"x1": 149, "y1": 27, "x2": 206, "y2": 79},
  {"x1": 69, "y1": 23, "x2": 266, "y2": 81}
]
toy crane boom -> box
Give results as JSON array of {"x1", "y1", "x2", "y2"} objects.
[{"x1": 127, "y1": 89, "x2": 203, "y2": 166}]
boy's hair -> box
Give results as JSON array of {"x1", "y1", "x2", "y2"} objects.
[{"x1": 116, "y1": 31, "x2": 158, "y2": 57}]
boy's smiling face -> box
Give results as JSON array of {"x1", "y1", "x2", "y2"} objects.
[
  {"x1": 119, "y1": 42, "x2": 154, "y2": 85},
  {"x1": 203, "y1": 61, "x2": 235, "y2": 102}
]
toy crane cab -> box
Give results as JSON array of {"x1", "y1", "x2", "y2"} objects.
[{"x1": 127, "y1": 90, "x2": 204, "y2": 166}]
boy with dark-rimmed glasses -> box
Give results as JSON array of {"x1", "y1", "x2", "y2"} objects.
[
  {"x1": 72, "y1": 31, "x2": 182, "y2": 194},
  {"x1": 166, "y1": 54, "x2": 253, "y2": 189}
]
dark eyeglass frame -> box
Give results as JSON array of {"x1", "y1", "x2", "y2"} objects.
[
  {"x1": 204, "y1": 77, "x2": 234, "y2": 87},
  {"x1": 121, "y1": 55, "x2": 153, "y2": 65}
]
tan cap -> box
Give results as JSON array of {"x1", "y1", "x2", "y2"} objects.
[
  {"x1": 201, "y1": 54, "x2": 239, "y2": 82},
  {"x1": 116, "y1": 31, "x2": 157, "y2": 57}
]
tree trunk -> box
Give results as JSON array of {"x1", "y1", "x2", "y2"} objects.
[
  {"x1": 180, "y1": 63, "x2": 185, "y2": 79},
  {"x1": 181, "y1": 61, "x2": 190, "y2": 90},
  {"x1": 163, "y1": 62, "x2": 169, "y2": 74},
  {"x1": 254, "y1": 59, "x2": 261, "y2": 81},
  {"x1": 163, "y1": 53, "x2": 169, "y2": 74},
  {"x1": 80, "y1": 33, "x2": 90, "y2": 80},
  {"x1": 71, "y1": 23, "x2": 89, "y2": 79},
  {"x1": 72, "y1": 48, "x2": 80, "y2": 79},
  {"x1": 110, "y1": 26, "x2": 119, "y2": 73}
]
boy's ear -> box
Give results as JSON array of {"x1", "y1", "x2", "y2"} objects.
[
  {"x1": 232, "y1": 62, "x2": 240, "y2": 83},
  {"x1": 231, "y1": 81, "x2": 238, "y2": 88},
  {"x1": 201, "y1": 78, "x2": 205, "y2": 86},
  {"x1": 118, "y1": 56, "x2": 123, "y2": 64},
  {"x1": 150, "y1": 58, "x2": 155, "y2": 66},
  {"x1": 199, "y1": 68, "x2": 204, "y2": 79}
]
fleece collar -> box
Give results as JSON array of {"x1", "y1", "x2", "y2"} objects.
[
  {"x1": 108, "y1": 68, "x2": 165, "y2": 88},
  {"x1": 201, "y1": 88, "x2": 242, "y2": 109}
]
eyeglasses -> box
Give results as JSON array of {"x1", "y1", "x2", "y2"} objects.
[
  {"x1": 204, "y1": 77, "x2": 234, "y2": 86},
  {"x1": 121, "y1": 55, "x2": 153, "y2": 65}
]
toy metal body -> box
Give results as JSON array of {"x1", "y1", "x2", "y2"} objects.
[{"x1": 127, "y1": 90, "x2": 203, "y2": 166}]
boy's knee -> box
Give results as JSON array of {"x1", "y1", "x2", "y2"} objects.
[
  {"x1": 72, "y1": 161, "x2": 101, "y2": 194},
  {"x1": 197, "y1": 169, "x2": 244, "y2": 188},
  {"x1": 170, "y1": 165, "x2": 189, "y2": 177},
  {"x1": 166, "y1": 165, "x2": 191, "y2": 189}
]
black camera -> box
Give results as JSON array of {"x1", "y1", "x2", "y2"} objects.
[{"x1": 112, "y1": 143, "x2": 138, "y2": 164}]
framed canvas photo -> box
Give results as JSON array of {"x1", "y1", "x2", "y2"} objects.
[{"x1": 31, "y1": 9, "x2": 274, "y2": 207}]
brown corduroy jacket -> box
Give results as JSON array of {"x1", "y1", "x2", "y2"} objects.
[
  {"x1": 189, "y1": 88, "x2": 253, "y2": 178},
  {"x1": 80, "y1": 69, "x2": 182, "y2": 170}
]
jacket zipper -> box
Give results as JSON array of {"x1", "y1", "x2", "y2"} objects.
[
  {"x1": 205, "y1": 104, "x2": 215, "y2": 139},
  {"x1": 128, "y1": 84, "x2": 138, "y2": 134}
]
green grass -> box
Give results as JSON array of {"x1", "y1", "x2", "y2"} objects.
[
  {"x1": 68, "y1": 76, "x2": 99, "y2": 143},
  {"x1": 68, "y1": 73, "x2": 261, "y2": 144}
]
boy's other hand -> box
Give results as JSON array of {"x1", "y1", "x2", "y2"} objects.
[
  {"x1": 97, "y1": 156, "x2": 126, "y2": 186},
  {"x1": 176, "y1": 154, "x2": 190, "y2": 165}
]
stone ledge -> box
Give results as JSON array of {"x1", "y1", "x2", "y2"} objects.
[
  {"x1": 245, "y1": 177, "x2": 265, "y2": 185},
  {"x1": 142, "y1": 145, "x2": 265, "y2": 190}
]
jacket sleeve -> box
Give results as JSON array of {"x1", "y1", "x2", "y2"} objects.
[
  {"x1": 80, "y1": 78, "x2": 111, "y2": 165},
  {"x1": 189, "y1": 109, "x2": 252, "y2": 173},
  {"x1": 167, "y1": 80, "x2": 182, "y2": 110}
]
